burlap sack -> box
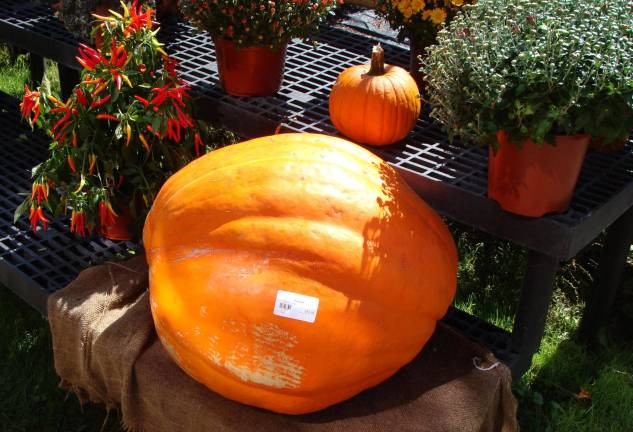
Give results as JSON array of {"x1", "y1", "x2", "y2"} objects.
[{"x1": 48, "y1": 256, "x2": 518, "y2": 432}]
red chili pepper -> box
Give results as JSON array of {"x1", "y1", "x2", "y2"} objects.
[
  {"x1": 67, "y1": 155, "x2": 76, "y2": 172},
  {"x1": 76, "y1": 87, "x2": 88, "y2": 106},
  {"x1": 31, "y1": 182, "x2": 49, "y2": 205},
  {"x1": 116, "y1": 46, "x2": 128, "y2": 68},
  {"x1": 112, "y1": 70, "x2": 122, "y2": 90},
  {"x1": 150, "y1": 87, "x2": 168, "y2": 106},
  {"x1": 134, "y1": 95, "x2": 150, "y2": 108},
  {"x1": 49, "y1": 107, "x2": 69, "y2": 114},
  {"x1": 96, "y1": 114, "x2": 119, "y2": 121},
  {"x1": 70, "y1": 210, "x2": 86, "y2": 237},
  {"x1": 52, "y1": 113, "x2": 71, "y2": 133},
  {"x1": 91, "y1": 94, "x2": 112, "y2": 109},
  {"x1": 117, "y1": 175, "x2": 125, "y2": 188},
  {"x1": 29, "y1": 206, "x2": 49, "y2": 232},
  {"x1": 110, "y1": 39, "x2": 119, "y2": 66},
  {"x1": 72, "y1": 132, "x2": 77, "y2": 147},
  {"x1": 99, "y1": 201, "x2": 117, "y2": 227},
  {"x1": 194, "y1": 132, "x2": 203, "y2": 157}
]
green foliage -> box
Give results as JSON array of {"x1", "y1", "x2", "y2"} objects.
[
  {"x1": 0, "y1": 46, "x2": 30, "y2": 98},
  {"x1": 423, "y1": 0, "x2": 633, "y2": 148},
  {"x1": 179, "y1": 0, "x2": 340, "y2": 48}
]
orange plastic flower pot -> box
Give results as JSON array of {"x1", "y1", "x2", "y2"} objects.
[
  {"x1": 214, "y1": 39, "x2": 287, "y2": 97},
  {"x1": 488, "y1": 131, "x2": 590, "y2": 217},
  {"x1": 589, "y1": 136, "x2": 627, "y2": 154},
  {"x1": 100, "y1": 206, "x2": 134, "y2": 241}
]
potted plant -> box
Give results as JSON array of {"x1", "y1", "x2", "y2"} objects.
[
  {"x1": 16, "y1": 2, "x2": 214, "y2": 240},
  {"x1": 423, "y1": 0, "x2": 633, "y2": 217},
  {"x1": 178, "y1": 0, "x2": 340, "y2": 97},
  {"x1": 374, "y1": 0, "x2": 473, "y2": 88}
]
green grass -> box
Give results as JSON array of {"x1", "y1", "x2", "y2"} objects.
[
  {"x1": 0, "y1": 286, "x2": 122, "y2": 432},
  {"x1": 1, "y1": 45, "x2": 632, "y2": 431},
  {"x1": 454, "y1": 224, "x2": 633, "y2": 432}
]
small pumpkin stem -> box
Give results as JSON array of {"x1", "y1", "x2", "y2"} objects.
[{"x1": 367, "y1": 43, "x2": 385, "y2": 76}]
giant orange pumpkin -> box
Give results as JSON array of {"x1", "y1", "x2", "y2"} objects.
[
  {"x1": 329, "y1": 44, "x2": 421, "y2": 146},
  {"x1": 143, "y1": 133, "x2": 457, "y2": 414}
]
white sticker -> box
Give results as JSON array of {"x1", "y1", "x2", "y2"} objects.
[{"x1": 273, "y1": 290, "x2": 319, "y2": 323}]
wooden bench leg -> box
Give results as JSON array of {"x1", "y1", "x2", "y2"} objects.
[
  {"x1": 510, "y1": 251, "x2": 559, "y2": 379},
  {"x1": 579, "y1": 207, "x2": 633, "y2": 343},
  {"x1": 59, "y1": 64, "x2": 80, "y2": 100},
  {"x1": 28, "y1": 53, "x2": 45, "y2": 87}
]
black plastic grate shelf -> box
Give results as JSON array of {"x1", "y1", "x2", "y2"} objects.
[
  {"x1": 3, "y1": 1, "x2": 633, "y2": 258},
  {"x1": 0, "y1": 93, "x2": 138, "y2": 313}
]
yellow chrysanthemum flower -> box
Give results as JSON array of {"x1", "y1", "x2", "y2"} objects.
[
  {"x1": 451, "y1": 0, "x2": 464, "y2": 6},
  {"x1": 412, "y1": 0, "x2": 425, "y2": 12},
  {"x1": 429, "y1": 7, "x2": 447, "y2": 24},
  {"x1": 402, "y1": 5, "x2": 414, "y2": 18}
]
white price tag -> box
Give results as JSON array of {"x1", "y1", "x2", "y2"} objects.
[{"x1": 273, "y1": 290, "x2": 319, "y2": 323}]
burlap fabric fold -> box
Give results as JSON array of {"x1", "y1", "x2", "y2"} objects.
[{"x1": 48, "y1": 256, "x2": 518, "y2": 432}]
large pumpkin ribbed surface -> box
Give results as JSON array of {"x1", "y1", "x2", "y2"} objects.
[{"x1": 143, "y1": 133, "x2": 457, "y2": 414}]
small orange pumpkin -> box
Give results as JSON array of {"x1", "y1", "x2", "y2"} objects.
[
  {"x1": 329, "y1": 44, "x2": 421, "y2": 146},
  {"x1": 144, "y1": 133, "x2": 456, "y2": 414}
]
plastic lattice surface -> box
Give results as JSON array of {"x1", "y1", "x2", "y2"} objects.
[
  {"x1": 2, "y1": 0, "x2": 632, "y2": 233},
  {"x1": 0, "y1": 0, "x2": 79, "y2": 46},
  {"x1": 0, "y1": 93, "x2": 137, "y2": 310}
]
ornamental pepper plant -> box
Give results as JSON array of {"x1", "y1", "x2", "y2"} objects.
[
  {"x1": 17, "y1": 1, "x2": 214, "y2": 238},
  {"x1": 178, "y1": 0, "x2": 341, "y2": 49},
  {"x1": 375, "y1": 0, "x2": 473, "y2": 49}
]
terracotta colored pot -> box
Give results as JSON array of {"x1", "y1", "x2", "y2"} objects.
[
  {"x1": 100, "y1": 205, "x2": 134, "y2": 241},
  {"x1": 589, "y1": 136, "x2": 628, "y2": 154},
  {"x1": 213, "y1": 39, "x2": 287, "y2": 97},
  {"x1": 488, "y1": 131, "x2": 590, "y2": 217}
]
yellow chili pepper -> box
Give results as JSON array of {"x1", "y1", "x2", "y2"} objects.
[
  {"x1": 74, "y1": 175, "x2": 86, "y2": 193},
  {"x1": 91, "y1": 14, "x2": 116, "y2": 21},
  {"x1": 125, "y1": 124, "x2": 132, "y2": 147},
  {"x1": 47, "y1": 95, "x2": 64, "y2": 107},
  {"x1": 139, "y1": 134, "x2": 150, "y2": 152},
  {"x1": 121, "y1": 74, "x2": 133, "y2": 88},
  {"x1": 120, "y1": 1, "x2": 130, "y2": 17},
  {"x1": 92, "y1": 81, "x2": 109, "y2": 97},
  {"x1": 88, "y1": 154, "x2": 97, "y2": 175}
]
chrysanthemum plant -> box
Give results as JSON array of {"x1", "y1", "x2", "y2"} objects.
[
  {"x1": 375, "y1": 0, "x2": 473, "y2": 49},
  {"x1": 178, "y1": 0, "x2": 341, "y2": 49},
  {"x1": 423, "y1": 0, "x2": 633, "y2": 148},
  {"x1": 17, "y1": 1, "x2": 212, "y2": 238}
]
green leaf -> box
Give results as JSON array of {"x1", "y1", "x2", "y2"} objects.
[
  {"x1": 151, "y1": 116, "x2": 161, "y2": 133},
  {"x1": 14, "y1": 198, "x2": 31, "y2": 223}
]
